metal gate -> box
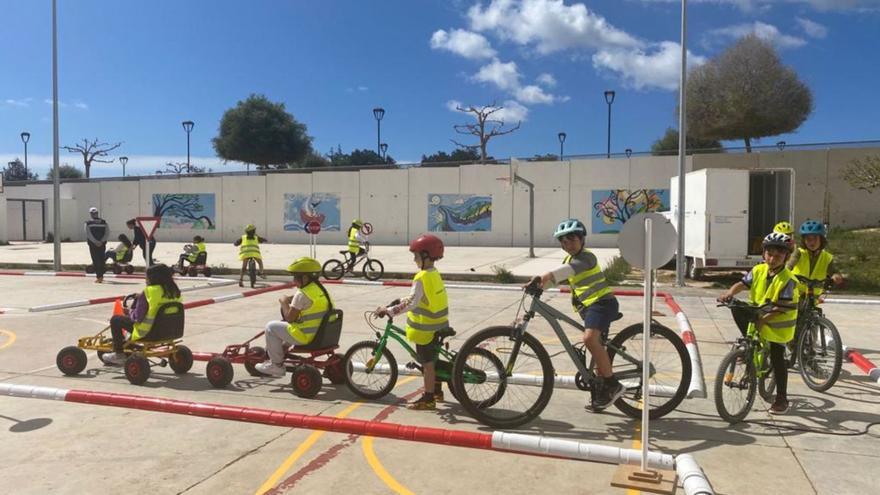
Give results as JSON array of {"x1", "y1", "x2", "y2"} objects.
[{"x1": 6, "y1": 199, "x2": 46, "y2": 241}]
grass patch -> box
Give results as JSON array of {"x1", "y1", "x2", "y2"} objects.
[
  {"x1": 827, "y1": 227, "x2": 880, "y2": 294},
  {"x1": 603, "y1": 256, "x2": 632, "y2": 285},
  {"x1": 491, "y1": 264, "x2": 516, "y2": 284}
]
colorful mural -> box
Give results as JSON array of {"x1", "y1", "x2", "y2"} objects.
[
  {"x1": 152, "y1": 193, "x2": 216, "y2": 230},
  {"x1": 283, "y1": 193, "x2": 341, "y2": 232},
  {"x1": 428, "y1": 194, "x2": 492, "y2": 232},
  {"x1": 591, "y1": 189, "x2": 669, "y2": 234}
]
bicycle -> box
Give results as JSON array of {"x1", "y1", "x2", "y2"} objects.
[
  {"x1": 785, "y1": 275, "x2": 843, "y2": 392},
  {"x1": 450, "y1": 282, "x2": 691, "y2": 429},
  {"x1": 239, "y1": 257, "x2": 258, "y2": 288},
  {"x1": 714, "y1": 299, "x2": 779, "y2": 424},
  {"x1": 343, "y1": 299, "x2": 504, "y2": 405},
  {"x1": 322, "y1": 242, "x2": 384, "y2": 281}
]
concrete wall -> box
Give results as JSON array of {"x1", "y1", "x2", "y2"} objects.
[{"x1": 2, "y1": 146, "x2": 878, "y2": 247}]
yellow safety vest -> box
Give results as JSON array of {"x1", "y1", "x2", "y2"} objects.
[
  {"x1": 564, "y1": 249, "x2": 613, "y2": 313},
  {"x1": 348, "y1": 227, "x2": 360, "y2": 253},
  {"x1": 132, "y1": 285, "x2": 183, "y2": 341},
  {"x1": 747, "y1": 264, "x2": 799, "y2": 344},
  {"x1": 239, "y1": 235, "x2": 261, "y2": 260},
  {"x1": 406, "y1": 269, "x2": 449, "y2": 345},
  {"x1": 187, "y1": 242, "x2": 206, "y2": 263},
  {"x1": 287, "y1": 282, "x2": 334, "y2": 345},
  {"x1": 791, "y1": 248, "x2": 833, "y2": 296},
  {"x1": 115, "y1": 245, "x2": 129, "y2": 262}
]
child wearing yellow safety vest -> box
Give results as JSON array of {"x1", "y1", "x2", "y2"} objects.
[
  {"x1": 102, "y1": 264, "x2": 182, "y2": 365},
  {"x1": 375, "y1": 234, "x2": 448, "y2": 411},
  {"x1": 346, "y1": 219, "x2": 368, "y2": 269},
  {"x1": 233, "y1": 225, "x2": 267, "y2": 287},
  {"x1": 530, "y1": 219, "x2": 625, "y2": 412},
  {"x1": 177, "y1": 235, "x2": 207, "y2": 272},
  {"x1": 718, "y1": 232, "x2": 799, "y2": 414},
  {"x1": 255, "y1": 257, "x2": 336, "y2": 377},
  {"x1": 104, "y1": 234, "x2": 133, "y2": 264},
  {"x1": 786, "y1": 220, "x2": 844, "y2": 297}
]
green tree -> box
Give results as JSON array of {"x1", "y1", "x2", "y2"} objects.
[
  {"x1": 2, "y1": 158, "x2": 38, "y2": 181},
  {"x1": 213, "y1": 94, "x2": 313, "y2": 169},
  {"x1": 650, "y1": 128, "x2": 723, "y2": 156},
  {"x1": 686, "y1": 35, "x2": 812, "y2": 152},
  {"x1": 156, "y1": 162, "x2": 206, "y2": 176},
  {"x1": 45, "y1": 164, "x2": 84, "y2": 179},
  {"x1": 329, "y1": 148, "x2": 394, "y2": 167},
  {"x1": 421, "y1": 148, "x2": 480, "y2": 164},
  {"x1": 527, "y1": 153, "x2": 559, "y2": 162},
  {"x1": 842, "y1": 155, "x2": 880, "y2": 193}
]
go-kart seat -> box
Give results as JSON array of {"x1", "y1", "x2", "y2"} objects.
[
  {"x1": 137, "y1": 302, "x2": 185, "y2": 342},
  {"x1": 293, "y1": 309, "x2": 344, "y2": 351},
  {"x1": 192, "y1": 251, "x2": 207, "y2": 265},
  {"x1": 117, "y1": 249, "x2": 133, "y2": 264}
]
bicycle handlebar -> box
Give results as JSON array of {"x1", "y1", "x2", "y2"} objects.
[{"x1": 794, "y1": 274, "x2": 835, "y2": 290}]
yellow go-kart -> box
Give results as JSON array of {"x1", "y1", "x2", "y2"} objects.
[{"x1": 56, "y1": 295, "x2": 192, "y2": 385}]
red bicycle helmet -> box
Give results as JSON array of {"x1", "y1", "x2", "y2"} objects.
[{"x1": 409, "y1": 234, "x2": 444, "y2": 260}]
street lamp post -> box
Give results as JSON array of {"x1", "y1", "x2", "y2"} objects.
[
  {"x1": 20, "y1": 132, "x2": 30, "y2": 178},
  {"x1": 625, "y1": 148, "x2": 632, "y2": 158},
  {"x1": 604, "y1": 90, "x2": 615, "y2": 158},
  {"x1": 380, "y1": 142, "x2": 388, "y2": 161},
  {"x1": 776, "y1": 141, "x2": 786, "y2": 151},
  {"x1": 119, "y1": 156, "x2": 128, "y2": 177},
  {"x1": 558, "y1": 132, "x2": 566, "y2": 160},
  {"x1": 182, "y1": 120, "x2": 194, "y2": 174},
  {"x1": 372, "y1": 107, "x2": 385, "y2": 157}
]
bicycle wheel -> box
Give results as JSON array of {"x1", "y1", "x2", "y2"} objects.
[
  {"x1": 451, "y1": 326, "x2": 554, "y2": 429},
  {"x1": 248, "y1": 259, "x2": 257, "y2": 288},
  {"x1": 714, "y1": 347, "x2": 757, "y2": 424},
  {"x1": 798, "y1": 315, "x2": 843, "y2": 392},
  {"x1": 607, "y1": 323, "x2": 691, "y2": 420},
  {"x1": 343, "y1": 340, "x2": 398, "y2": 400},
  {"x1": 362, "y1": 259, "x2": 384, "y2": 281},
  {"x1": 322, "y1": 259, "x2": 346, "y2": 280}
]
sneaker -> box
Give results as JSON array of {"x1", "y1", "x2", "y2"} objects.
[
  {"x1": 769, "y1": 398, "x2": 790, "y2": 415},
  {"x1": 591, "y1": 379, "x2": 626, "y2": 411},
  {"x1": 95, "y1": 278, "x2": 104, "y2": 284},
  {"x1": 238, "y1": 280, "x2": 244, "y2": 288},
  {"x1": 254, "y1": 361, "x2": 286, "y2": 377},
  {"x1": 407, "y1": 396, "x2": 436, "y2": 410},
  {"x1": 259, "y1": 272, "x2": 268, "y2": 280},
  {"x1": 434, "y1": 391, "x2": 445, "y2": 402},
  {"x1": 101, "y1": 352, "x2": 126, "y2": 366}
]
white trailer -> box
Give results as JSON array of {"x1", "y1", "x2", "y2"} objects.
[{"x1": 669, "y1": 168, "x2": 795, "y2": 279}]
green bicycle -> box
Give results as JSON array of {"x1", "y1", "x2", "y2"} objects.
[{"x1": 342, "y1": 299, "x2": 505, "y2": 403}]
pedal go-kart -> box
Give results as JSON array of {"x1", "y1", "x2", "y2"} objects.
[
  {"x1": 87, "y1": 250, "x2": 135, "y2": 275},
  {"x1": 56, "y1": 294, "x2": 193, "y2": 385},
  {"x1": 173, "y1": 249, "x2": 212, "y2": 277},
  {"x1": 205, "y1": 308, "x2": 346, "y2": 398}
]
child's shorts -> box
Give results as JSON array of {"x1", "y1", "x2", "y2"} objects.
[
  {"x1": 415, "y1": 334, "x2": 440, "y2": 364},
  {"x1": 578, "y1": 296, "x2": 620, "y2": 339}
]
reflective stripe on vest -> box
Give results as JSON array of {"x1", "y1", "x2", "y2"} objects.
[
  {"x1": 406, "y1": 269, "x2": 448, "y2": 345},
  {"x1": 747, "y1": 264, "x2": 799, "y2": 344},
  {"x1": 115, "y1": 246, "x2": 129, "y2": 262},
  {"x1": 348, "y1": 227, "x2": 360, "y2": 253},
  {"x1": 287, "y1": 282, "x2": 332, "y2": 345},
  {"x1": 239, "y1": 235, "x2": 261, "y2": 259},
  {"x1": 791, "y1": 248, "x2": 833, "y2": 296},
  {"x1": 132, "y1": 285, "x2": 183, "y2": 341},
  {"x1": 565, "y1": 249, "x2": 613, "y2": 312}
]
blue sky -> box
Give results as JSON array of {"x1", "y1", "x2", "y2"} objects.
[{"x1": 1, "y1": 0, "x2": 878, "y2": 178}]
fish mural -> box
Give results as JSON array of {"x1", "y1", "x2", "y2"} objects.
[
  {"x1": 284, "y1": 193, "x2": 341, "y2": 231},
  {"x1": 428, "y1": 194, "x2": 492, "y2": 232}
]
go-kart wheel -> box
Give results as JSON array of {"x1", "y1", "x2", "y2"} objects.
[
  {"x1": 113, "y1": 264, "x2": 122, "y2": 275},
  {"x1": 85, "y1": 265, "x2": 95, "y2": 274},
  {"x1": 322, "y1": 353, "x2": 346, "y2": 385},
  {"x1": 169, "y1": 345, "x2": 194, "y2": 374},
  {"x1": 124, "y1": 265, "x2": 134, "y2": 274},
  {"x1": 244, "y1": 346, "x2": 267, "y2": 377},
  {"x1": 124, "y1": 354, "x2": 151, "y2": 385},
  {"x1": 203, "y1": 267, "x2": 212, "y2": 277},
  {"x1": 188, "y1": 266, "x2": 198, "y2": 277},
  {"x1": 206, "y1": 357, "x2": 234, "y2": 388},
  {"x1": 291, "y1": 365, "x2": 322, "y2": 398},
  {"x1": 57, "y1": 346, "x2": 88, "y2": 376}
]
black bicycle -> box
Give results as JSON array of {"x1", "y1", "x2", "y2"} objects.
[
  {"x1": 787, "y1": 275, "x2": 843, "y2": 392},
  {"x1": 450, "y1": 282, "x2": 691, "y2": 429},
  {"x1": 322, "y1": 243, "x2": 384, "y2": 281}
]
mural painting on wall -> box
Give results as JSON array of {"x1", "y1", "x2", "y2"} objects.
[
  {"x1": 591, "y1": 189, "x2": 669, "y2": 234},
  {"x1": 428, "y1": 194, "x2": 492, "y2": 232},
  {"x1": 283, "y1": 193, "x2": 341, "y2": 231},
  {"x1": 152, "y1": 193, "x2": 216, "y2": 229}
]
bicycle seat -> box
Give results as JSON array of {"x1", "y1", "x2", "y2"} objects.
[
  {"x1": 436, "y1": 327, "x2": 456, "y2": 339},
  {"x1": 339, "y1": 250, "x2": 349, "y2": 255},
  {"x1": 612, "y1": 312, "x2": 623, "y2": 322}
]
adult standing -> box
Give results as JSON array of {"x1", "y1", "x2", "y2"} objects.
[
  {"x1": 85, "y1": 207, "x2": 110, "y2": 283},
  {"x1": 126, "y1": 218, "x2": 157, "y2": 266}
]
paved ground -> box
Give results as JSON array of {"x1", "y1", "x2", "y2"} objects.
[{"x1": 0, "y1": 272, "x2": 878, "y2": 495}]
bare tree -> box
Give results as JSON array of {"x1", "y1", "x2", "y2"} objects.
[
  {"x1": 62, "y1": 138, "x2": 123, "y2": 178},
  {"x1": 452, "y1": 102, "x2": 521, "y2": 164},
  {"x1": 156, "y1": 162, "x2": 205, "y2": 176},
  {"x1": 842, "y1": 155, "x2": 880, "y2": 193}
]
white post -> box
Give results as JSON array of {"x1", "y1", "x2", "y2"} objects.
[
  {"x1": 51, "y1": 0, "x2": 61, "y2": 271},
  {"x1": 641, "y1": 217, "x2": 654, "y2": 472},
  {"x1": 146, "y1": 239, "x2": 152, "y2": 269},
  {"x1": 675, "y1": 0, "x2": 688, "y2": 287}
]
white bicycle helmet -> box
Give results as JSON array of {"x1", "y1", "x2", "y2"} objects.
[
  {"x1": 553, "y1": 219, "x2": 587, "y2": 239},
  {"x1": 762, "y1": 232, "x2": 792, "y2": 252}
]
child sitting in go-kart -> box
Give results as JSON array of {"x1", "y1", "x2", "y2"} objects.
[{"x1": 176, "y1": 235, "x2": 206, "y2": 273}]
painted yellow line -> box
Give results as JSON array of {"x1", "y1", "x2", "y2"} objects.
[
  {"x1": 362, "y1": 436, "x2": 415, "y2": 495},
  {"x1": 626, "y1": 400, "x2": 644, "y2": 495},
  {"x1": 0, "y1": 329, "x2": 16, "y2": 351}
]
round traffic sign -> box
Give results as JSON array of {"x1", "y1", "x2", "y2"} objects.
[
  {"x1": 617, "y1": 212, "x2": 677, "y2": 270},
  {"x1": 361, "y1": 222, "x2": 373, "y2": 235},
  {"x1": 305, "y1": 221, "x2": 321, "y2": 235}
]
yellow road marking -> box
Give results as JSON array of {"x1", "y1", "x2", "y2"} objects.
[
  {"x1": 0, "y1": 329, "x2": 16, "y2": 351},
  {"x1": 362, "y1": 437, "x2": 415, "y2": 495},
  {"x1": 627, "y1": 401, "x2": 644, "y2": 495}
]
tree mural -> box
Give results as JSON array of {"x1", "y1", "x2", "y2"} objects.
[
  {"x1": 592, "y1": 189, "x2": 668, "y2": 234},
  {"x1": 152, "y1": 194, "x2": 216, "y2": 229}
]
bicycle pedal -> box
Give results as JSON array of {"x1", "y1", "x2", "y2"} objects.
[{"x1": 405, "y1": 362, "x2": 418, "y2": 370}]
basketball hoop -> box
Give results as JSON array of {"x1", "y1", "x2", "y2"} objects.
[{"x1": 496, "y1": 176, "x2": 513, "y2": 193}]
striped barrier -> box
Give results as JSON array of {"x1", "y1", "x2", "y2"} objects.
[
  {"x1": 182, "y1": 282, "x2": 297, "y2": 310},
  {"x1": 0, "y1": 269, "x2": 231, "y2": 284},
  {"x1": 28, "y1": 279, "x2": 238, "y2": 312},
  {"x1": 842, "y1": 346, "x2": 880, "y2": 385}
]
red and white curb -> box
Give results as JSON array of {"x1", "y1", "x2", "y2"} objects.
[
  {"x1": 28, "y1": 279, "x2": 238, "y2": 312},
  {"x1": 842, "y1": 345, "x2": 880, "y2": 385},
  {"x1": 0, "y1": 382, "x2": 714, "y2": 494},
  {"x1": 0, "y1": 269, "x2": 230, "y2": 284}
]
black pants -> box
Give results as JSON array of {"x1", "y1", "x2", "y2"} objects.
[
  {"x1": 110, "y1": 315, "x2": 134, "y2": 353},
  {"x1": 770, "y1": 342, "x2": 788, "y2": 400},
  {"x1": 136, "y1": 240, "x2": 157, "y2": 264},
  {"x1": 88, "y1": 243, "x2": 106, "y2": 278}
]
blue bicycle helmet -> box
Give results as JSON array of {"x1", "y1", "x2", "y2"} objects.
[
  {"x1": 799, "y1": 220, "x2": 826, "y2": 237},
  {"x1": 554, "y1": 219, "x2": 587, "y2": 239}
]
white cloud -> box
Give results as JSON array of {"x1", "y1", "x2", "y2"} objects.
[
  {"x1": 42, "y1": 98, "x2": 89, "y2": 109},
  {"x1": 4, "y1": 98, "x2": 32, "y2": 107},
  {"x1": 73, "y1": 101, "x2": 89, "y2": 110},
  {"x1": 705, "y1": 21, "x2": 806, "y2": 49},
  {"x1": 446, "y1": 99, "x2": 464, "y2": 112},
  {"x1": 536, "y1": 73, "x2": 557, "y2": 87},
  {"x1": 638, "y1": 0, "x2": 880, "y2": 13},
  {"x1": 468, "y1": 0, "x2": 642, "y2": 55},
  {"x1": 515, "y1": 85, "x2": 556, "y2": 104},
  {"x1": 473, "y1": 58, "x2": 521, "y2": 91},
  {"x1": 796, "y1": 17, "x2": 828, "y2": 38},
  {"x1": 592, "y1": 42, "x2": 707, "y2": 91},
  {"x1": 445, "y1": 100, "x2": 529, "y2": 122},
  {"x1": 430, "y1": 29, "x2": 497, "y2": 59}
]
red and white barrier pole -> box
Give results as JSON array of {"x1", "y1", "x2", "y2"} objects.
[
  {"x1": 182, "y1": 282, "x2": 296, "y2": 310},
  {"x1": 28, "y1": 279, "x2": 238, "y2": 312},
  {"x1": 843, "y1": 346, "x2": 880, "y2": 385},
  {"x1": 0, "y1": 269, "x2": 230, "y2": 284}
]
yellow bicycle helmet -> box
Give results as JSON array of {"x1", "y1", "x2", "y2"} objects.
[
  {"x1": 287, "y1": 257, "x2": 321, "y2": 274},
  {"x1": 773, "y1": 221, "x2": 794, "y2": 236},
  {"x1": 352, "y1": 219, "x2": 364, "y2": 228},
  {"x1": 245, "y1": 224, "x2": 256, "y2": 233}
]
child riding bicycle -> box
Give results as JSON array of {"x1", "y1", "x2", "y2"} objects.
[
  {"x1": 233, "y1": 225, "x2": 267, "y2": 287},
  {"x1": 787, "y1": 220, "x2": 844, "y2": 296},
  {"x1": 374, "y1": 234, "x2": 448, "y2": 410},
  {"x1": 528, "y1": 218, "x2": 625, "y2": 412},
  {"x1": 717, "y1": 232, "x2": 799, "y2": 414},
  {"x1": 345, "y1": 219, "x2": 368, "y2": 270}
]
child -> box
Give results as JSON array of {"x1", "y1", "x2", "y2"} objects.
[
  {"x1": 718, "y1": 232, "x2": 799, "y2": 414},
  {"x1": 255, "y1": 257, "x2": 335, "y2": 377},
  {"x1": 773, "y1": 221, "x2": 795, "y2": 252},
  {"x1": 233, "y1": 224, "x2": 267, "y2": 286},
  {"x1": 345, "y1": 219, "x2": 368, "y2": 270},
  {"x1": 177, "y1": 235, "x2": 206, "y2": 272},
  {"x1": 529, "y1": 219, "x2": 624, "y2": 411},
  {"x1": 787, "y1": 220, "x2": 844, "y2": 295},
  {"x1": 102, "y1": 264, "x2": 182, "y2": 365},
  {"x1": 374, "y1": 234, "x2": 448, "y2": 410},
  {"x1": 105, "y1": 234, "x2": 133, "y2": 264}
]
